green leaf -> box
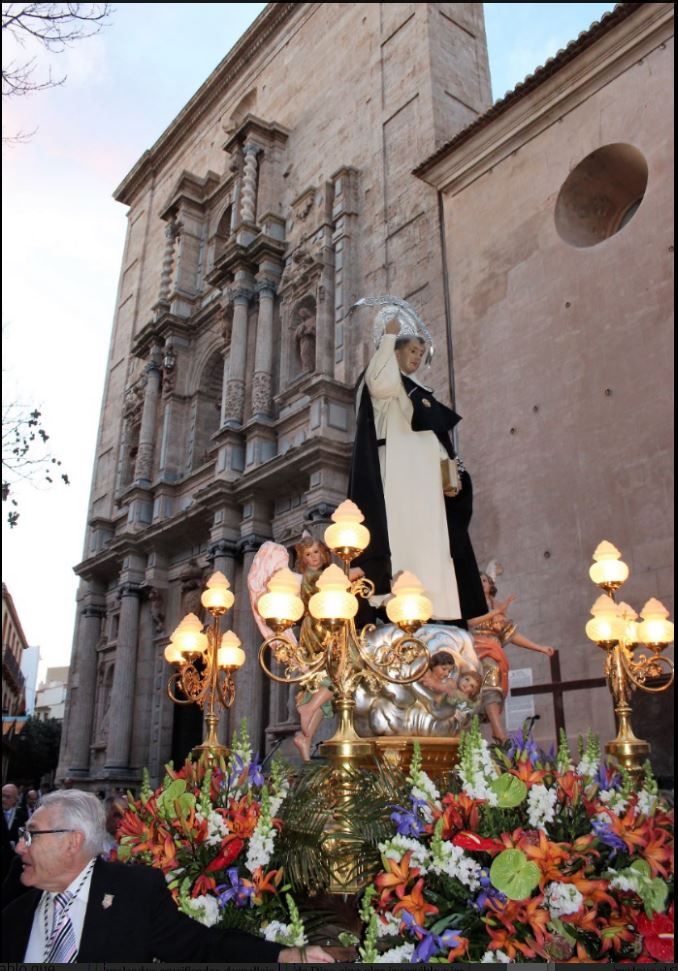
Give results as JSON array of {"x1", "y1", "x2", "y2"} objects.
[
  {"x1": 490, "y1": 848, "x2": 541, "y2": 900},
  {"x1": 629, "y1": 859, "x2": 651, "y2": 879},
  {"x1": 489, "y1": 773, "x2": 528, "y2": 808}
]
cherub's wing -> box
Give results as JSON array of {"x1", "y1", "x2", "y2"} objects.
[{"x1": 247, "y1": 541, "x2": 298, "y2": 644}]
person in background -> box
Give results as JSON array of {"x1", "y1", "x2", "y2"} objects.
[{"x1": 101, "y1": 795, "x2": 128, "y2": 859}]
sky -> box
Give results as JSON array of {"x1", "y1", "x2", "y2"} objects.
[{"x1": 2, "y1": 2, "x2": 614, "y2": 683}]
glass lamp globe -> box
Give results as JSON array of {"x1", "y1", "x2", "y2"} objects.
[
  {"x1": 638, "y1": 598, "x2": 674, "y2": 646},
  {"x1": 170, "y1": 613, "x2": 208, "y2": 654},
  {"x1": 308, "y1": 563, "x2": 358, "y2": 620},
  {"x1": 617, "y1": 602, "x2": 639, "y2": 645},
  {"x1": 258, "y1": 568, "x2": 304, "y2": 623},
  {"x1": 164, "y1": 643, "x2": 184, "y2": 665},
  {"x1": 201, "y1": 571, "x2": 235, "y2": 611},
  {"x1": 218, "y1": 630, "x2": 246, "y2": 669},
  {"x1": 386, "y1": 571, "x2": 432, "y2": 627},
  {"x1": 324, "y1": 499, "x2": 370, "y2": 555},
  {"x1": 585, "y1": 596, "x2": 624, "y2": 644},
  {"x1": 589, "y1": 541, "x2": 629, "y2": 590}
]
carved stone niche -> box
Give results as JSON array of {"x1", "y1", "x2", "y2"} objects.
[
  {"x1": 286, "y1": 182, "x2": 333, "y2": 243},
  {"x1": 179, "y1": 559, "x2": 205, "y2": 618}
]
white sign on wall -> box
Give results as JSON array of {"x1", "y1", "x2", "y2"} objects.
[{"x1": 505, "y1": 667, "x2": 535, "y2": 732}]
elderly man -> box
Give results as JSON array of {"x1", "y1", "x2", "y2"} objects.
[{"x1": 1, "y1": 790, "x2": 334, "y2": 963}]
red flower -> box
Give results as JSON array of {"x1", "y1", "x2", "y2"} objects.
[
  {"x1": 205, "y1": 836, "x2": 245, "y2": 872},
  {"x1": 637, "y1": 908, "x2": 674, "y2": 963},
  {"x1": 452, "y1": 831, "x2": 502, "y2": 853}
]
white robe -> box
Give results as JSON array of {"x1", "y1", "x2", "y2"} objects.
[{"x1": 364, "y1": 334, "x2": 461, "y2": 620}]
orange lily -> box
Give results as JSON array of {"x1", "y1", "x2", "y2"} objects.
[
  {"x1": 565, "y1": 873, "x2": 617, "y2": 911},
  {"x1": 641, "y1": 824, "x2": 673, "y2": 879},
  {"x1": 558, "y1": 770, "x2": 582, "y2": 804},
  {"x1": 392, "y1": 877, "x2": 439, "y2": 926},
  {"x1": 484, "y1": 921, "x2": 537, "y2": 961},
  {"x1": 250, "y1": 866, "x2": 283, "y2": 905},
  {"x1": 375, "y1": 850, "x2": 419, "y2": 907},
  {"x1": 226, "y1": 796, "x2": 260, "y2": 838},
  {"x1": 519, "y1": 830, "x2": 570, "y2": 886},
  {"x1": 511, "y1": 762, "x2": 548, "y2": 786},
  {"x1": 435, "y1": 792, "x2": 481, "y2": 837},
  {"x1": 191, "y1": 873, "x2": 217, "y2": 898}
]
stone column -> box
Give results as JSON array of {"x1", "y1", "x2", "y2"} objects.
[
  {"x1": 104, "y1": 583, "x2": 142, "y2": 771},
  {"x1": 158, "y1": 220, "x2": 180, "y2": 305},
  {"x1": 223, "y1": 288, "x2": 252, "y2": 427},
  {"x1": 252, "y1": 281, "x2": 276, "y2": 418},
  {"x1": 231, "y1": 536, "x2": 270, "y2": 754},
  {"x1": 134, "y1": 347, "x2": 163, "y2": 484},
  {"x1": 68, "y1": 604, "x2": 105, "y2": 774},
  {"x1": 208, "y1": 538, "x2": 240, "y2": 747},
  {"x1": 240, "y1": 144, "x2": 261, "y2": 225}
]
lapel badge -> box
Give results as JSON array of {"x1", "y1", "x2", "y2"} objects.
[
  {"x1": 102, "y1": 894, "x2": 114, "y2": 909},
  {"x1": 422, "y1": 398, "x2": 431, "y2": 408}
]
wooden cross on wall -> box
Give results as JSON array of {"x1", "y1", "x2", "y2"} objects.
[{"x1": 509, "y1": 651, "x2": 607, "y2": 738}]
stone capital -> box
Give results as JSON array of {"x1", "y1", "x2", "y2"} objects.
[
  {"x1": 255, "y1": 279, "x2": 277, "y2": 299},
  {"x1": 118, "y1": 582, "x2": 143, "y2": 600},
  {"x1": 208, "y1": 539, "x2": 240, "y2": 562},
  {"x1": 81, "y1": 605, "x2": 106, "y2": 619}
]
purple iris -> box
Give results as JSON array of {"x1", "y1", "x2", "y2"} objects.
[
  {"x1": 390, "y1": 796, "x2": 427, "y2": 838},
  {"x1": 595, "y1": 763, "x2": 621, "y2": 791},
  {"x1": 401, "y1": 911, "x2": 462, "y2": 962},
  {"x1": 474, "y1": 868, "x2": 507, "y2": 912},
  {"x1": 247, "y1": 756, "x2": 264, "y2": 787},
  {"x1": 591, "y1": 818, "x2": 626, "y2": 856},
  {"x1": 506, "y1": 729, "x2": 540, "y2": 764},
  {"x1": 216, "y1": 867, "x2": 254, "y2": 908},
  {"x1": 227, "y1": 754, "x2": 244, "y2": 787}
]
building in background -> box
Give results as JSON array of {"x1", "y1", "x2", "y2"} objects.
[
  {"x1": 58, "y1": 2, "x2": 674, "y2": 791},
  {"x1": 2, "y1": 583, "x2": 29, "y2": 782},
  {"x1": 34, "y1": 666, "x2": 69, "y2": 722},
  {"x1": 21, "y1": 645, "x2": 41, "y2": 716}
]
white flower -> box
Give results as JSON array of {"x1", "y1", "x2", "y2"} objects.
[
  {"x1": 527, "y1": 784, "x2": 557, "y2": 829},
  {"x1": 263, "y1": 920, "x2": 307, "y2": 947},
  {"x1": 378, "y1": 834, "x2": 429, "y2": 872},
  {"x1": 599, "y1": 789, "x2": 628, "y2": 815},
  {"x1": 481, "y1": 950, "x2": 512, "y2": 963},
  {"x1": 636, "y1": 790, "x2": 657, "y2": 817},
  {"x1": 376, "y1": 912, "x2": 402, "y2": 938},
  {"x1": 245, "y1": 828, "x2": 276, "y2": 872},
  {"x1": 610, "y1": 872, "x2": 640, "y2": 894},
  {"x1": 429, "y1": 841, "x2": 482, "y2": 890},
  {"x1": 373, "y1": 943, "x2": 415, "y2": 963},
  {"x1": 544, "y1": 881, "x2": 584, "y2": 917},
  {"x1": 576, "y1": 755, "x2": 598, "y2": 779},
  {"x1": 179, "y1": 893, "x2": 220, "y2": 927},
  {"x1": 196, "y1": 809, "x2": 228, "y2": 846}
]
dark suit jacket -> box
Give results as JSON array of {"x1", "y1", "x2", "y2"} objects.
[{"x1": 1, "y1": 858, "x2": 282, "y2": 963}]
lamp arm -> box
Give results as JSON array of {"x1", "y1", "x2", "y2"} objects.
[
  {"x1": 620, "y1": 645, "x2": 675, "y2": 691},
  {"x1": 216, "y1": 669, "x2": 237, "y2": 708},
  {"x1": 258, "y1": 633, "x2": 328, "y2": 684},
  {"x1": 352, "y1": 625, "x2": 430, "y2": 684},
  {"x1": 167, "y1": 669, "x2": 203, "y2": 705}
]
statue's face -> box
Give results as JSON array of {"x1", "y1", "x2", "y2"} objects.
[
  {"x1": 458, "y1": 674, "x2": 480, "y2": 698},
  {"x1": 432, "y1": 662, "x2": 453, "y2": 681},
  {"x1": 395, "y1": 339, "x2": 426, "y2": 375},
  {"x1": 301, "y1": 542, "x2": 325, "y2": 570}
]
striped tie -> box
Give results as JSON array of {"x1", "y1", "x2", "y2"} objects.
[{"x1": 45, "y1": 891, "x2": 78, "y2": 963}]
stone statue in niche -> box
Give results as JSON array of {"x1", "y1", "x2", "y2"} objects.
[
  {"x1": 180, "y1": 560, "x2": 204, "y2": 617},
  {"x1": 294, "y1": 305, "x2": 317, "y2": 373},
  {"x1": 148, "y1": 587, "x2": 166, "y2": 634}
]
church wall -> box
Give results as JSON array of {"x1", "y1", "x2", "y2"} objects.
[{"x1": 429, "y1": 7, "x2": 673, "y2": 750}]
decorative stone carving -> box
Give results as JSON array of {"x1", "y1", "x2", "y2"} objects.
[
  {"x1": 147, "y1": 587, "x2": 165, "y2": 634},
  {"x1": 224, "y1": 379, "x2": 246, "y2": 426},
  {"x1": 180, "y1": 560, "x2": 204, "y2": 616},
  {"x1": 123, "y1": 382, "x2": 145, "y2": 423},
  {"x1": 240, "y1": 143, "x2": 261, "y2": 224},
  {"x1": 252, "y1": 372, "x2": 273, "y2": 415}
]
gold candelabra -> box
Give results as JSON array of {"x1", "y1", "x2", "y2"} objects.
[
  {"x1": 585, "y1": 541, "x2": 674, "y2": 778},
  {"x1": 164, "y1": 571, "x2": 245, "y2": 759},
  {"x1": 256, "y1": 501, "x2": 433, "y2": 764}
]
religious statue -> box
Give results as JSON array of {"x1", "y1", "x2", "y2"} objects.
[{"x1": 294, "y1": 306, "x2": 316, "y2": 373}]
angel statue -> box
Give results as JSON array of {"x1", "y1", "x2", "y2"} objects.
[{"x1": 347, "y1": 295, "x2": 487, "y2": 627}]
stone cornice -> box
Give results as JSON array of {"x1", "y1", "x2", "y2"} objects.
[
  {"x1": 113, "y1": 3, "x2": 306, "y2": 206},
  {"x1": 416, "y1": 3, "x2": 672, "y2": 195}
]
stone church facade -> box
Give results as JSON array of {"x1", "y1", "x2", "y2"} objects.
[
  {"x1": 57, "y1": 3, "x2": 493, "y2": 789},
  {"x1": 58, "y1": 2, "x2": 674, "y2": 791}
]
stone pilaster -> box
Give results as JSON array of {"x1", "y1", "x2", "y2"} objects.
[
  {"x1": 67, "y1": 604, "x2": 105, "y2": 774},
  {"x1": 134, "y1": 346, "x2": 163, "y2": 484},
  {"x1": 223, "y1": 288, "x2": 252, "y2": 427},
  {"x1": 104, "y1": 582, "x2": 142, "y2": 771},
  {"x1": 240, "y1": 143, "x2": 261, "y2": 225},
  {"x1": 252, "y1": 280, "x2": 276, "y2": 419}
]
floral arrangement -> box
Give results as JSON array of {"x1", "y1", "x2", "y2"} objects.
[
  {"x1": 353, "y1": 720, "x2": 674, "y2": 963},
  {"x1": 116, "y1": 724, "x2": 308, "y2": 949}
]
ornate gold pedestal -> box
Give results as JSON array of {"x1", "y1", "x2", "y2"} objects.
[{"x1": 372, "y1": 736, "x2": 460, "y2": 778}]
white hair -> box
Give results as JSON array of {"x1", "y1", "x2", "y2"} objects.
[{"x1": 41, "y1": 789, "x2": 106, "y2": 857}]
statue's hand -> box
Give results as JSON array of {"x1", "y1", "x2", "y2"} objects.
[{"x1": 385, "y1": 319, "x2": 400, "y2": 335}]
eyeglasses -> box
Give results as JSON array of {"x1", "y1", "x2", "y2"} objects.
[{"x1": 17, "y1": 827, "x2": 75, "y2": 846}]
